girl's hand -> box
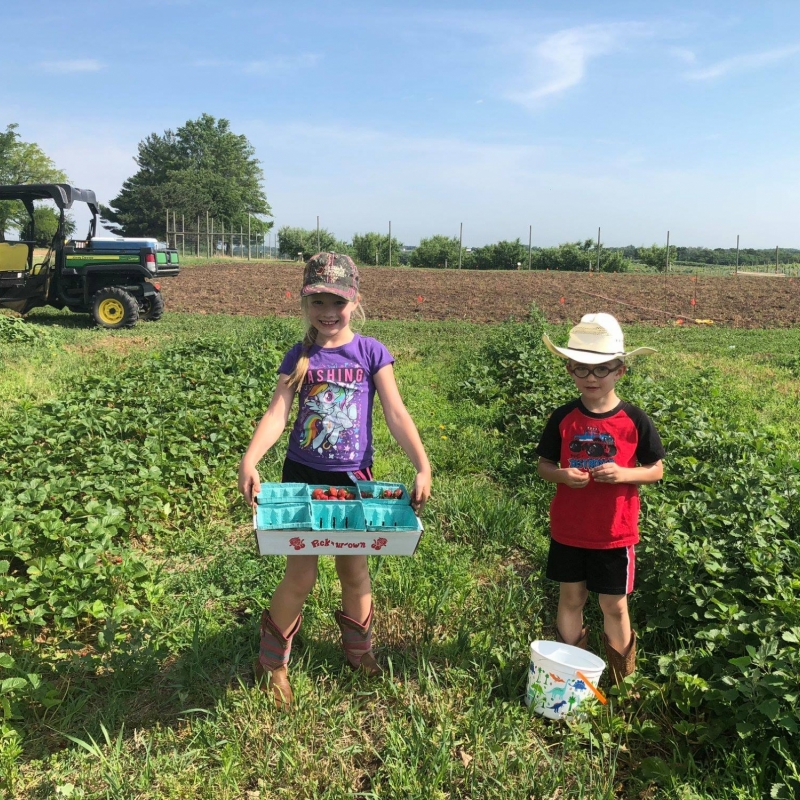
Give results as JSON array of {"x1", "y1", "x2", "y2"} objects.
[
  {"x1": 562, "y1": 467, "x2": 591, "y2": 489},
  {"x1": 238, "y1": 462, "x2": 261, "y2": 507},
  {"x1": 410, "y1": 471, "x2": 431, "y2": 514}
]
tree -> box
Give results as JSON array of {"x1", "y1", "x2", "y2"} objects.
[
  {"x1": 28, "y1": 207, "x2": 76, "y2": 246},
  {"x1": 637, "y1": 243, "x2": 678, "y2": 272},
  {"x1": 469, "y1": 238, "x2": 527, "y2": 270},
  {"x1": 0, "y1": 123, "x2": 68, "y2": 240},
  {"x1": 350, "y1": 232, "x2": 404, "y2": 265},
  {"x1": 277, "y1": 226, "x2": 350, "y2": 261},
  {"x1": 408, "y1": 235, "x2": 463, "y2": 269},
  {"x1": 531, "y1": 240, "x2": 630, "y2": 272},
  {"x1": 100, "y1": 114, "x2": 272, "y2": 239}
]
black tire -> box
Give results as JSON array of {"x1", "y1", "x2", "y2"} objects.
[
  {"x1": 569, "y1": 440, "x2": 583, "y2": 453},
  {"x1": 586, "y1": 443, "x2": 604, "y2": 457},
  {"x1": 140, "y1": 291, "x2": 165, "y2": 322},
  {"x1": 91, "y1": 287, "x2": 139, "y2": 329}
]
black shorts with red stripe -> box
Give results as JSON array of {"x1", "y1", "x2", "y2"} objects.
[
  {"x1": 281, "y1": 458, "x2": 374, "y2": 486},
  {"x1": 546, "y1": 538, "x2": 636, "y2": 596}
]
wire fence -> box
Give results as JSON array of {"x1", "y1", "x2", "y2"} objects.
[
  {"x1": 164, "y1": 212, "x2": 800, "y2": 276},
  {"x1": 164, "y1": 211, "x2": 277, "y2": 260}
]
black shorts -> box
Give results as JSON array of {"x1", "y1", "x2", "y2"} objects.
[
  {"x1": 546, "y1": 538, "x2": 636, "y2": 596},
  {"x1": 281, "y1": 458, "x2": 374, "y2": 486}
]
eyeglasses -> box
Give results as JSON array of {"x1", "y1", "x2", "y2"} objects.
[{"x1": 568, "y1": 363, "x2": 622, "y2": 379}]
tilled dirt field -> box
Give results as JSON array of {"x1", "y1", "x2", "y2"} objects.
[{"x1": 159, "y1": 261, "x2": 800, "y2": 327}]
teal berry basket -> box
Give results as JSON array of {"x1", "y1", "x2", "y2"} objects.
[
  {"x1": 311, "y1": 500, "x2": 366, "y2": 531},
  {"x1": 255, "y1": 483, "x2": 309, "y2": 504},
  {"x1": 364, "y1": 503, "x2": 422, "y2": 532},
  {"x1": 255, "y1": 501, "x2": 313, "y2": 531},
  {"x1": 355, "y1": 481, "x2": 410, "y2": 503}
]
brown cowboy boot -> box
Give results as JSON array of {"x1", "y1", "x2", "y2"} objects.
[
  {"x1": 603, "y1": 630, "x2": 637, "y2": 685},
  {"x1": 556, "y1": 626, "x2": 590, "y2": 650},
  {"x1": 334, "y1": 603, "x2": 383, "y2": 676},
  {"x1": 254, "y1": 610, "x2": 301, "y2": 709}
]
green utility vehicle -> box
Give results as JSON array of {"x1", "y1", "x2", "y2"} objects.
[{"x1": 0, "y1": 183, "x2": 179, "y2": 328}]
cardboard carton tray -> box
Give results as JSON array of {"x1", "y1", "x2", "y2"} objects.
[{"x1": 254, "y1": 527, "x2": 423, "y2": 556}]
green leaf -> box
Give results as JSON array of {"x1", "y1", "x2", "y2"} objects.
[
  {"x1": 1, "y1": 677, "x2": 28, "y2": 693},
  {"x1": 638, "y1": 757, "x2": 673, "y2": 783},
  {"x1": 758, "y1": 698, "x2": 781, "y2": 720}
]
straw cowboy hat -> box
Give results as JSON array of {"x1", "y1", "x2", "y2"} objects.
[{"x1": 543, "y1": 313, "x2": 656, "y2": 365}]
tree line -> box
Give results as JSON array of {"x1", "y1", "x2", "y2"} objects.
[{"x1": 280, "y1": 229, "x2": 637, "y2": 272}]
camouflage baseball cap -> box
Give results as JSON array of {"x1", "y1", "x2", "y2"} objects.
[{"x1": 301, "y1": 252, "x2": 360, "y2": 302}]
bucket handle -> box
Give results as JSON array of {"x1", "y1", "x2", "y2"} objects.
[{"x1": 576, "y1": 671, "x2": 607, "y2": 705}]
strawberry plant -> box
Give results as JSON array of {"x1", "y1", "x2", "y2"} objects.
[
  {"x1": 459, "y1": 307, "x2": 800, "y2": 788},
  {"x1": 0, "y1": 319, "x2": 295, "y2": 754}
]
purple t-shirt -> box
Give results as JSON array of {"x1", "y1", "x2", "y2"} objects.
[{"x1": 279, "y1": 334, "x2": 395, "y2": 471}]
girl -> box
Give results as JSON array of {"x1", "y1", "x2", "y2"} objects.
[{"x1": 238, "y1": 252, "x2": 432, "y2": 708}]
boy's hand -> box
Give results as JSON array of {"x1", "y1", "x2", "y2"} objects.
[
  {"x1": 590, "y1": 462, "x2": 625, "y2": 483},
  {"x1": 562, "y1": 468, "x2": 591, "y2": 489},
  {"x1": 410, "y1": 471, "x2": 431, "y2": 514}
]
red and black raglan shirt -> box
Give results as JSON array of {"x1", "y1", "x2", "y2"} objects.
[{"x1": 536, "y1": 399, "x2": 665, "y2": 549}]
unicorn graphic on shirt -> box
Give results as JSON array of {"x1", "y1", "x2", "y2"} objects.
[{"x1": 300, "y1": 382, "x2": 357, "y2": 454}]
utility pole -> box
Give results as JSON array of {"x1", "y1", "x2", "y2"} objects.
[
  {"x1": 528, "y1": 224, "x2": 532, "y2": 270},
  {"x1": 595, "y1": 227, "x2": 601, "y2": 273}
]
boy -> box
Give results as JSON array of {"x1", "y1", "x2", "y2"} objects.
[{"x1": 536, "y1": 313, "x2": 665, "y2": 683}]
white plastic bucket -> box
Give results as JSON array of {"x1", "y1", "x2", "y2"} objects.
[{"x1": 526, "y1": 640, "x2": 606, "y2": 719}]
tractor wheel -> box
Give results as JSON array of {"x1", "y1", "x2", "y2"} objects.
[
  {"x1": 140, "y1": 291, "x2": 165, "y2": 322},
  {"x1": 92, "y1": 287, "x2": 139, "y2": 329}
]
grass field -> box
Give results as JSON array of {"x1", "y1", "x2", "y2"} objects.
[{"x1": 2, "y1": 308, "x2": 799, "y2": 798}]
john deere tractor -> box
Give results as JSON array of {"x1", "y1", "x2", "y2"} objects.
[{"x1": 0, "y1": 183, "x2": 179, "y2": 328}]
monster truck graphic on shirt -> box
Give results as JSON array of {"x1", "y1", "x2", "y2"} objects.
[{"x1": 569, "y1": 432, "x2": 618, "y2": 458}]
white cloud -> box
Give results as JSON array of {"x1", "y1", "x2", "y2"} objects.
[
  {"x1": 686, "y1": 44, "x2": 800, "y2": 80},
  {"x1": 37, "y1": 59, "x2": 103, "y2": 73},
  {"x1": 506, "y1": 23, "x2": 651, "y2": 108}
]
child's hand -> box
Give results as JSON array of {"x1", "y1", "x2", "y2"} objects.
[
  {"x1": 590, "y1": 462, "x2": 625, "y2": 484},
  {"x1": 562, "y1": 468, "x2": 591, "y2": 489},
  {"x1": 238, "y1": 463, "x2": 261, "y2": 507},
  {"x1": 410, "y1": 471, "x2": 431, "y2": 514}
]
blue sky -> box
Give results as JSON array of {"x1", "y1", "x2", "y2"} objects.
[{"x1": 3, "y1": 1, "x2": 800, "y2": 248}]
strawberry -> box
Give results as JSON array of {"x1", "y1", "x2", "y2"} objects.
[
  {"x1": 393, "y1": 488, "x2": 403, "y2": 499},
  {"x1": 383, "y1": 490, "x2": 393, "y2": 499},
  {"x1": 311, "y1": 488, "x2": 325, "y2": 500},
  {"x1": 329, "y1": 487, "x2": 338, "y2": 498}
]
